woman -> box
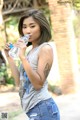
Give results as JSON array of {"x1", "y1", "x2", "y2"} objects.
[{"x1": 4, "y1": 8, "x2": 60, "y2": 120}]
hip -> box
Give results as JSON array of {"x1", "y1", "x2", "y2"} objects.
[{"x1": 26, "y1": 98, "x2": 60, "y2": 120}]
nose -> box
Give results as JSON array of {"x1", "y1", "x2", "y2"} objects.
[{"x1": 26, "y1": 27, "x2": 31, "y2": 34}]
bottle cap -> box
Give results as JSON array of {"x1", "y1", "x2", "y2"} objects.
[{"x1": 9, "y1": 43, "x2": 14, "y2": 49}]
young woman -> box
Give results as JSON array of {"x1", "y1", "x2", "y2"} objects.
[{"x1": 4, "y1": 8, "x2": 60, "y2": 120}]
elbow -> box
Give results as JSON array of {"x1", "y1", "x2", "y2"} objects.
[
  {"x1": 34, "y1": 83, "x2": 43, "y2": 91},
  {"x1": 34, "y1": 86, "x2": 42, "y2": 91}
]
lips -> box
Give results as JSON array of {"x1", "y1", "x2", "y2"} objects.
[{"x1": 29, "y1": 35, "x2": 32, "y2": 39}]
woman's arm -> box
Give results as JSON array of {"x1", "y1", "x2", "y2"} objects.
[
  {"x1": 20, "y1": 45, "x2": 53, "y2": 90},
  {"x1": 7, "y1": 57, "x2": 20, "y2": 86},
  {"x1": 4, "y1": 43, "x2": 20, "y2": 86}
]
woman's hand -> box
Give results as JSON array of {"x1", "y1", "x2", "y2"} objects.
[
  {"x1": 4, "y1": 43, "x2": 11, "y2": 58},
  {"x1": 16, "y1": 39, "x2": 27, "y2": 60}
]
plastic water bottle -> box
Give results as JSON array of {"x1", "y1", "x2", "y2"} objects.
[{"x1": 8, "y1": 34, "x2": 30, "y2": 59}]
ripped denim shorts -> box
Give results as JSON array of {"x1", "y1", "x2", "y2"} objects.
[{"x1": 26, "y1": 98, "x2": 60, "y2": 120}]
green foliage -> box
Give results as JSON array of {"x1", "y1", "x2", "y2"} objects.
[
  {"x1": 5, "y1": 16, "x2": 19, "y2": 43},
  {"x1": 0, "y1": 64, "x2": 15, "y2": 85},
  {"x1": 73, "y1": 16, "x2": 80, "y2": 38},
  {"x1": 5, "y1": 75, "x2": 15, "y2": 85},
  {"x1": 72, "y1": 0, "x2": 80, "y2": 10},
  {"x1": 57, "y1": 0, "x2": 80, "y2": 10},
  {"x1": 0, "y1": 64, "x2": 6, "y2": 78},
  {"x1": 6, "y1": 16, "x2": 18, "y2": 29},
  {"x1": 48, "y1": 84, "x2": 62, "y2": 95}
]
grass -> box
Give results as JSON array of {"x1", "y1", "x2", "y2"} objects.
[{"x1": 8, "y1": 109, "x2": 23, "y2": 120}]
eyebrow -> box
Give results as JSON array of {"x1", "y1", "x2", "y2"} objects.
[{"x1": 23, "y1": 23, "x2": 36, "y2": 26}]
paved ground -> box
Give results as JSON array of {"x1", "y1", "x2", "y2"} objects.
[
  {"x1": 56, "y1": 92, "x2": 80, "y2": 120},
  {"x1": 0, "y1": 91, "x2": 80, "y2": 120},
  {"x1": 13, "y1": 92, "x2": 80, "y2": 120}
]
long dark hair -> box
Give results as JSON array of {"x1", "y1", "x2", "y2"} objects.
[{"x1": 18, "y1": 8, "x2": 51, "y2": 46}]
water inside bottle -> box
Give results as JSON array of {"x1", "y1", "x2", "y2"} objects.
[{"x1": 8, "y1": 34, "x2": 30, "y2": 59}]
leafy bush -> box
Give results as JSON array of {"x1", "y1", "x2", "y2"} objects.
[
  {"x1": 48, "y1": 84, "x2": 62, "y2": 95},
  {"x1": 0, "y1": 63, "x2": 15, "y2": 85}
]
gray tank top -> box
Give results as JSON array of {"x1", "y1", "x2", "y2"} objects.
[{"x1": 19, "y1": 42, "x2": 51, "y2": 113}]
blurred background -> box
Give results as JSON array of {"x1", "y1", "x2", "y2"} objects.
[{"x1": 0, "y1": 0, "x2": 80, "y2": 120}]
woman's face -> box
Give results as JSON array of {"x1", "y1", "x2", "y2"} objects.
[{"x1": 22, "y1": 16, "x2": 41, "y2": 43}]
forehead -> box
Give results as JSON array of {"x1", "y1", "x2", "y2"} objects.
[{"x1": 23, "y1": 16, "x2": 37, "y2": 24}]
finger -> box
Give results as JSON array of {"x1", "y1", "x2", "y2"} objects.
[
  {"x1": 17, "y1": 39, "x2": 25, "y2": 44},
  {"x1": 4, "y1": 43, "x2": 11, "y2": 50}
]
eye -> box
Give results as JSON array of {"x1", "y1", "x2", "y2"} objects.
[
  {"x1": 30, "y1": 25, "x2": 35, "y2": 28},
  {"x1": 22, "y1": 26, "x2": 27, "y2": 29}
]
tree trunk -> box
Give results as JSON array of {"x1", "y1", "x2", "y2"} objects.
[
  {"x1": 48, "y1": 0, "x2": 79, "y2": 93},
  {"x1": 0, "y1": 0, "x2": 6, "y2": 50}
]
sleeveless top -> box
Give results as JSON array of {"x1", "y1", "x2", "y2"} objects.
[{"x1": 19, "y1": 42, "x2": 52, "y2": 113}]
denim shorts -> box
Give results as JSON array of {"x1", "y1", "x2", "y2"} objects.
[{"x1": 26, "y1": 98, "x2": 60, "y2": 120}]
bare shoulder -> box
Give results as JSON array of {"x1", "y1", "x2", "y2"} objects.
[
  {"x1": 39, "y1": 44, "x2": 53, "y2": 57},
  {"x1": 39, "y1": 44, "x2": 53, "y2": 65},
  {"x1": 38, "y1": 44, "x2": 53, "y2": 79}
]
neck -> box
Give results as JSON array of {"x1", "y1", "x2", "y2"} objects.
[{"x1": 32, "y1": 43, "x2": 39, "y2": 49}]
